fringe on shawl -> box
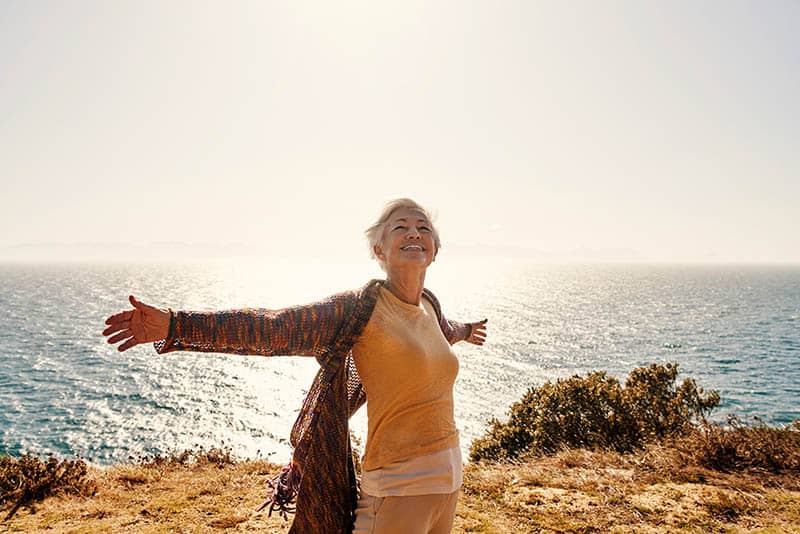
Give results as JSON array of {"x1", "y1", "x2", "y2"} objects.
[{"x1": 256, "y1": 462, "x2": 300, "y2": 519}]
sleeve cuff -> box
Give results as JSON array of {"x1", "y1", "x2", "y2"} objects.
[
  {"x1": 462, "y1": 322, "x2": 472, "y2": 342},
  {"x1": 153, "y1": 308, "x2": 176, "y2": 354}
]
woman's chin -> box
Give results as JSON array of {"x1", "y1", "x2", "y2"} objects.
[{"x1": 389, "y1": 256, "x2": 433, "y2": 271}]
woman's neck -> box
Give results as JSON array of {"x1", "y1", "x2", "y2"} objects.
[{"x1": 384, "y1": 268, "x2": 426, "y2": 305}]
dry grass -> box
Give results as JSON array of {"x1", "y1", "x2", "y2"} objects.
[
  {"x1": 459, "y1": 447, "x2": 800, "y2": 533},
  {"x1": 2, "y1": 445, "x2": 799, "y2": 533},
  {"x1": 681, "y1": 417, "x2": 800, "y2": 475},
  {"x1": 2, "y1": 457, "x2": 288, "y2": 533}
]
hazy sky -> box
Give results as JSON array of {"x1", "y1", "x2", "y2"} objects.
[{"x1": 1, "y1": 1, "x2": 798, "y2": 262}]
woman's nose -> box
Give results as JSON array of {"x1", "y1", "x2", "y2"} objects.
[{"x1": 406, "y1": 227, "x2": 421, "y2": 238}]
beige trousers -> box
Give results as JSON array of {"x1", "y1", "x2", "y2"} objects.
[{"x1": 352, "y1": 490, "x2": 459, "y2": 534}]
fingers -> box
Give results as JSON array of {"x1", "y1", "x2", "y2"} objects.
[
  {"x1": 467, "y1": 318, "x2": 488, "y2": 346},
  {"x1": 105, "y1": 309, "x2": 133, "y2": 325},
  {"x1": 104, "y1": 306, "x2": 132, "y2": 339},
  {"x1": 469, "y1": 319, "x2": 488, "y2": 332},
  {"x1": 118, "y1": 336, "x2": 139, "y2": 352},
  {"x1": 104, "y1": 297, "x2": 148, "y2": 352},
  {"x1": 103, "y1": 320, "x2": 129, "y2": 336},
  {"x1": 107, "y1": 329, "x2": 133, "y2": 345},
  {"x1": 470, "y1": 319, "x2": 488, "y2": 334}
]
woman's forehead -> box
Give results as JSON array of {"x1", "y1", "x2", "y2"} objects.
[{"x1": 388, "y1": 207, "x2": 429, "y2": 222}]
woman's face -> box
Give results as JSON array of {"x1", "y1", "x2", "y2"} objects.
[{"x1": 375, "y1": 207, "x2": 437, "y2": 272}]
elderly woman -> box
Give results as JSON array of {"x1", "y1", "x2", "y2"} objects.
[{"x1": 102, "y1": 198, "x2": 487, "y2": 534}]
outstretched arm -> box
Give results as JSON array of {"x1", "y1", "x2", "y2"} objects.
[
  {"x1": 103, "y1": 292, "x2": 354, "y2": 358},
  {"x1": 422, "y1": 289, "x2": 488, "y2": 346}
]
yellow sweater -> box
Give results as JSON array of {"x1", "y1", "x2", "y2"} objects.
[{"x1": 353, "y1": 286, "x2": 460, "y2": 471}]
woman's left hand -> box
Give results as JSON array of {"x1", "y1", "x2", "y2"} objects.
[{"x1": 465, "y1": 319, "x2": 488, "y2": 346}]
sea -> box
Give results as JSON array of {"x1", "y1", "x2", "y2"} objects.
[{"x1": 1, "y1": 260, "x2": 798, "y2": 466}]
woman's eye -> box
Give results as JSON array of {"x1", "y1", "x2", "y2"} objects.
[
  {"x1": 393, "y1": 226, "x2": 406, "y2": 231},
  {"x1": 419, "y1": 226, "x2": 431, "y2": 232}
]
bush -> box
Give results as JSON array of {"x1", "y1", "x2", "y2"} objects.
[
  {"x1": 469, "y1": 363, "x2": 720, "y2": 462},
  {"x1": 0, "y1": 455, "x2": 96, "y2": 521},
  {"x1": 625, "y1": 363, "x2": 719, "y2": 440},
  {"x1": 680, "y1": 416, "x2": 800, "y2": 474}
]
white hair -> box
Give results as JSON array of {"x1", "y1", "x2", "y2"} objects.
[{"x1": 365, "y1": 198, "x2": 441, "y2": 270}]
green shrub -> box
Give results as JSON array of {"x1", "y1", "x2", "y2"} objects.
[
  {"x1": 469, "y1": 363, "x2": 720, "y2": 462},
  {"x1": 625, "y1": 363, "x2": 719, "y2": 440}
]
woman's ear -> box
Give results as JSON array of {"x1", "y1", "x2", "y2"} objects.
[{"x1": 373, "y1": 244, "x2": 385, "y2": 260}]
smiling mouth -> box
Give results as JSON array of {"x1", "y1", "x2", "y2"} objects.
[{"x1": 400, "y1": 245, "x2": 425, "y2": 251}]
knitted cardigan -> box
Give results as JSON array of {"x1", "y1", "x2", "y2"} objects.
[{"x1": 154, "y1": 279, "x2": 470, "y2": 533}]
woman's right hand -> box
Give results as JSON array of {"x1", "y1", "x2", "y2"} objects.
[{"x1": 103, "y1": 295, "x2": 171, "y2": 351}]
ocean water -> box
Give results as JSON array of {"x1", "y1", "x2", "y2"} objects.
[{"x1": 1, "y1": 260, "x2": 798, "y2": 466}]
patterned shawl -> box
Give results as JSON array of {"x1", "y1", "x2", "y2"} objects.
[{"x1": 155, "y1": 279, "x2": 469, "y2": 533}]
